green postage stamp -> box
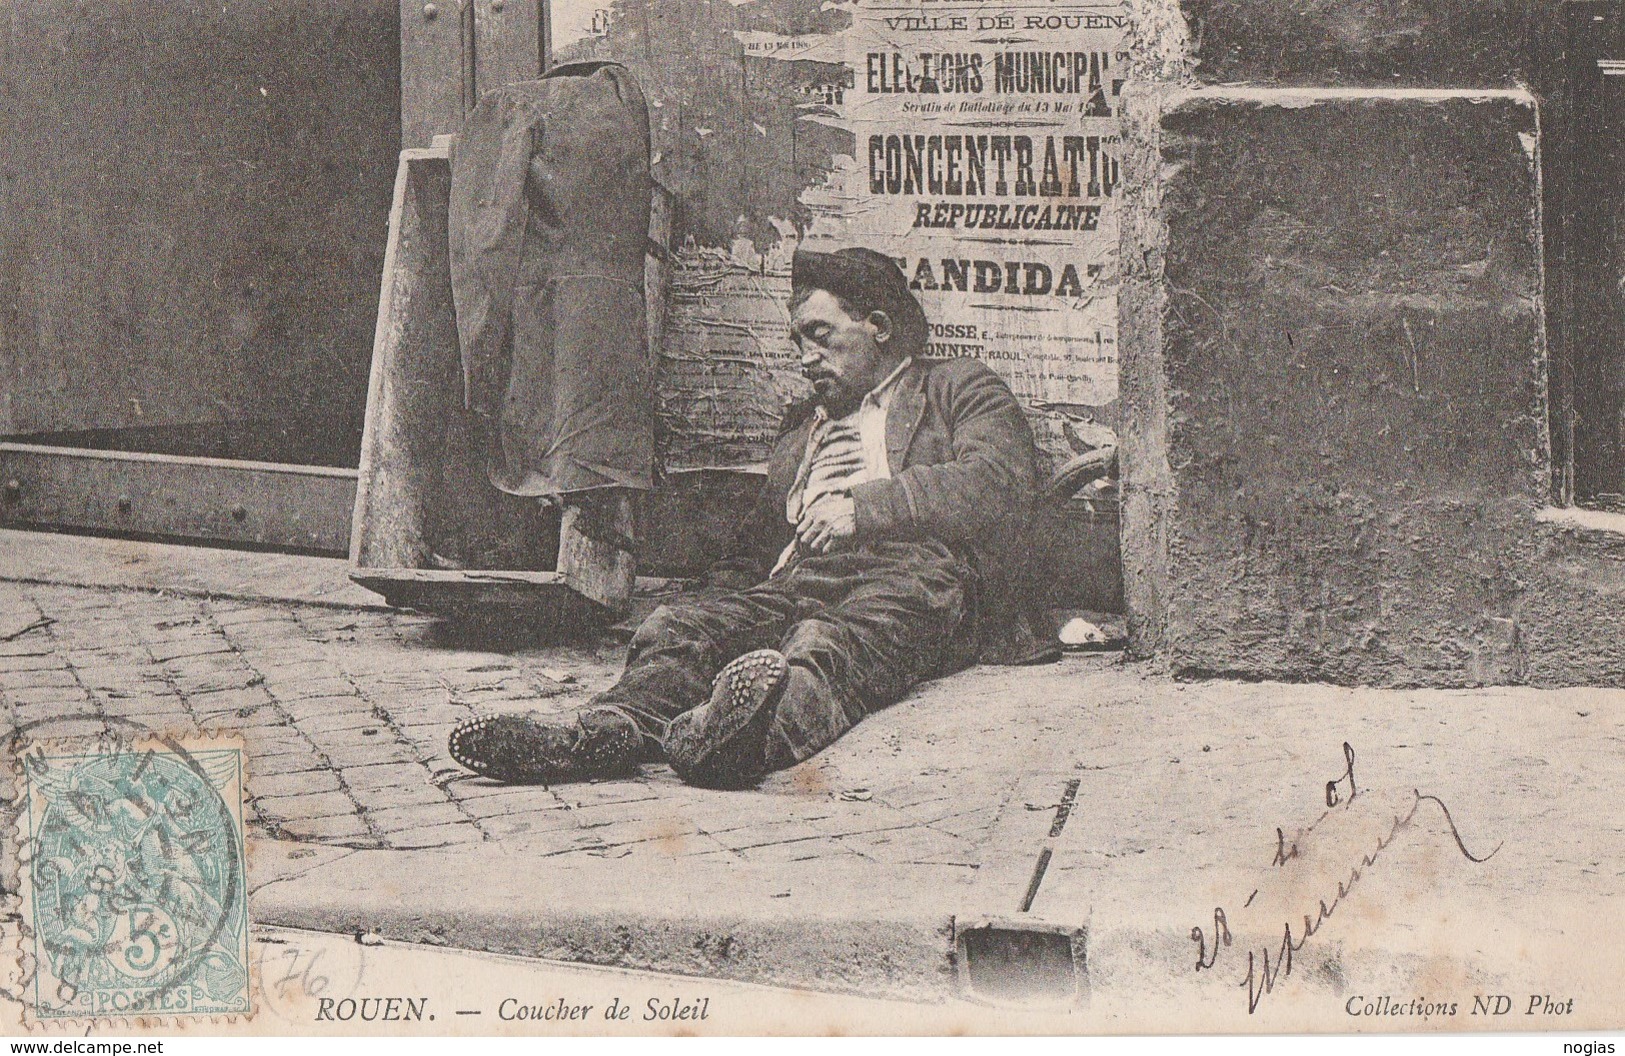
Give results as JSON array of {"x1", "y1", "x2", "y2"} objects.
[{"x1": 12, "y1": 731, "x2": 251, "y2": 1026}]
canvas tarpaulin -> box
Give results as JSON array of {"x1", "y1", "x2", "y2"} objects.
[{"x1": 449, "y1": 62, "x2": 654, "y2": 497}]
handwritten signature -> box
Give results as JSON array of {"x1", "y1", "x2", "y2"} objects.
[{"x1": 1190, "y1": 743, "x2": 1502, "y2": 1014}]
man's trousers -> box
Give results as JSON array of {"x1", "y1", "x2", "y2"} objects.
[{"x1": 591, "y1": 540, "x2": 977, "y2": 774}]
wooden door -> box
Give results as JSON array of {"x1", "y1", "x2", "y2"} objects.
[{"x1": 0, "y1": 1, "x2": 401, "y2": 552}]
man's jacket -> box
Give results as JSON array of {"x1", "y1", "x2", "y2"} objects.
[
  {"x1": 448, "y1": 62, "x2": 653, "y2": 497},
  {"x1": 713, "y1": 357, "x2": 1057, "y2": 666}
]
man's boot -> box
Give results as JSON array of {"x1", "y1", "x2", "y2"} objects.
[
  {"x1": 666, "y1": 649, "x2": 789, "y2": 790},
  {"x1": 448, "y1": 705, "x2": 642, "y2": 784}
]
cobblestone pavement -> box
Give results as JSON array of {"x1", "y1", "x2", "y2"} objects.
[
  {"x1": 0, "y1": 576, "x2": 1083, "y2": 865},
  {"x1": 5, "y1": 563, "x2": 1623, "y2": 901},
  {"x1": 5, "y1": 553, "x2": 1625, "y2": 1017}
]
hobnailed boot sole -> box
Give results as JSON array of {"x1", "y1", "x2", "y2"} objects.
[
  {"x1": 666, "y1": 649, "x2": 789, "y2": 789},
  {"x1": 448, "y1": 707, "x2": 641, "y2": 785}
]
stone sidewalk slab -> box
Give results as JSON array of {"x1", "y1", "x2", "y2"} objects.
[{"x1": 250, "y1": 843, "x2": 963, "y2": 1003}]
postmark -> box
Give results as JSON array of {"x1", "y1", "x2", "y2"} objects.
[{"x1": 10, "y1": 724, "x2": 251, "y2": 1027}]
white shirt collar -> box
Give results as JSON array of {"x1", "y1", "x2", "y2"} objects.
[{"x1": 864, "y1": 356, "x2": 914, "y2": 407}]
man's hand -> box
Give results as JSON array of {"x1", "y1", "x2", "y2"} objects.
[{"x1": 796, "y1": 494, "x2": 856, "y2": 555}]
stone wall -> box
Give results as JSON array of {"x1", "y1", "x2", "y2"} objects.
[
  {"x1": 1118, "y1": 0, "x2": 1625, "y2": 686},
  {"x1": 1180, "y1": 0, "x2": 1545, "y2": 87}
]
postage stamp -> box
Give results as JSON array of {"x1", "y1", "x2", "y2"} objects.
[{"x1": 10, "y1": 729, "x2": 251, "y2": 1027}]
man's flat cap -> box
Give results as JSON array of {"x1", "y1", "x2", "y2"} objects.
[{"x1": 792, "y1": 246, "x2": 928, "y2": 350}]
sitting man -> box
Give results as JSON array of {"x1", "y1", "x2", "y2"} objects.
[{"x1": 448, "y1": 246, "x2": 1055, "y2": 789}]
